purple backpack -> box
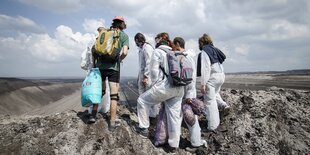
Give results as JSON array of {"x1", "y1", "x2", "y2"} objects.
[{"x1": 159, "y1": 47, "x2": 193, "y2": 86}]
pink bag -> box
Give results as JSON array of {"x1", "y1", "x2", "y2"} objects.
[
  {"x1": 154, "y1": 104, "x2": 168, "y2": 146},
  {"x1": 189, "y1": 98, "x2": 205, "y2": 115},
  {"x1": 182, "y1": 103, "x2": 196, "y2": 126}
]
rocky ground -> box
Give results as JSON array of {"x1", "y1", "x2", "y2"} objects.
[{"x1": 0, "y1": 86, "x2": 309, "y2": 154}]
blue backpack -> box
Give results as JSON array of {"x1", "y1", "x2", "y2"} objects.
[{"x1": 159, "y1": 48, "x2": 193, "y2": 86}]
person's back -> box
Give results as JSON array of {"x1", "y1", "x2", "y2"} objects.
[
  {"x1": 173, "y1": 37, "x2": 207, "y2": 150},
  {"x1": 92, "y1": 16, "x2": 129, "y2": 131},
  {"x1": 201, "y1": 45, "x2": 224, "y2": 76},
  {"x1": 95, "y1": 29, "x2": 129, "y2": 71},
  {"x1": 199, "y1": 33, "x2": 229, "y2": 131},
  {"x1": 133, "y1": 32, "x2": 185, "y2": 153},
  {"x1": 150, "y1": 44, "x2": 170, "y2": 85}
]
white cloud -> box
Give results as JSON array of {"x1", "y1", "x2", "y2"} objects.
[
  {"x1": 259, "y1": 20, "x2": 309, "y2": 41},
  {"x1": 34, "y1": 25, "x2": 94, "y2": 62},
  {"x1": 29, "y1": 34, "x2": 67, "y2": 62},
  {"x1": 0, "y1": 28, "x2": 92, "y2": 63},
  {"x1": 18, "y1": 0, "x2": 83, "y2": 13},
  {"x1": 185, "y1": 39, "x2": 199, "y2": 54},
  {"x1": 83, "y1": 18, "x2": 106, "y2": 33},
  {"x1": 0, "y1": 24, "x2": 96, "y2": 77},
  {"x1": 235, "y1": 45, "x2": 249, "y2": 56},
  {"x1": 0, "y1": 14, "x2": 44, "y2": 34},
  {"x1": 1, "y1": 0, "x2": 310, "y2": 77}
]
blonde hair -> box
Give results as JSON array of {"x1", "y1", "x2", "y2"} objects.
[
  {"x1": 97, "y1": 27, "x2": 107, "y2": 33},
  {"x1": 198, "y1": 33, "x2": 213, "y2": 50}
]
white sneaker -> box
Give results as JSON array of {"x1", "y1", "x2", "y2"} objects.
[
  {"x1": 185, "y1": 140, "x2": 207, "y2": 153},
  {"x1": 202, "y1": 140, "x2": 208, "y2": 148}
]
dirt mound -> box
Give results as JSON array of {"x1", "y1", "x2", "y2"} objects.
[
  {"x1": 203, "y1": 88, "x2": 310, "y2": 154},
  {"x1": 0, "y1": 83, "x2": 81, "y2": 115},
  {"x1": 0, "y1": 88, "x2": 309, "y2": 154},
  {"x1": 0, "y1": 78, "x2": 44, "y2": 94},
  {"x1": 0, "y1": 107, "x2": 167, "y2": 155}
]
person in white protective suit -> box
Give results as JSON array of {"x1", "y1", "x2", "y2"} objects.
[
  {"x1": 133, "y1": 32, "x2": 184, "y2": 153},
  {"x1": 82, "y1": 26, "x2": 111, "y2": 123},
  {"x1": 134, "y1": 32, "x2": 159, "y2": 119},
  {"x1": 173, "y1": 37, "x2": 207, "y2": 151},
  {"x1": 199, "y1": 33, "x2": 230, "y2": 131}
]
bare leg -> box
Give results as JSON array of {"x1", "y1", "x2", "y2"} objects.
[
  {"x1": 93, "y1": 104, "x2": 98, "y2": 111},
  {"x1": 109, "y1": 81, "x2": 119, "y2": 124}
]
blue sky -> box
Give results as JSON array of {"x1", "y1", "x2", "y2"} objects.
[{"x1": 0, "y1": 0, "x2": 309, "y2": 78}]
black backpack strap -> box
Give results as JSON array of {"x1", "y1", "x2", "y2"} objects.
[
  {"x1": 158, "y1": 47, "x2": 169, "y2": 53},
  {"x1": 196, "y1": 52, "x2": 202, "y2": 77},
  {"x1": 174, "y1": 52, "x2": 187, "y2": 57},
  {"x1": 160, "y1": 66, "x2": 168, "y2": 77}
]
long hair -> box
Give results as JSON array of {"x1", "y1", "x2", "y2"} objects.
[
  {"x1": 155, "y1": 32, "x2": 174, "y2": 49},
  {"x1": 198, "y1": 33, "x2": 213, "y2": 50}
]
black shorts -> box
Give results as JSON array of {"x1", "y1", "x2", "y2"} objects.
[{"x1": 99, "y1": 69, "x2": 120, "y2": 83}]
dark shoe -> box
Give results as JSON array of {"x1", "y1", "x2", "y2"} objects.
[
  {"x1": 185, "y1": 146, "x2": 198, "y2": 153},
  {"x1": 98, "y1": 111, "x2": 108, "y2": 119},
  {"x1": 166, "y1": 145, "x2": 177, "y2": 154},
  {"x1": 108, "y1": 124, "x2": 117, "y2": 132},
  {"x1": 222, "y1": 105, "x2": 231, "y2": 116},
  {"x1": 149, "y1": 117, "x2": 157, "y2": 127},
  {"x1": 131, "y1": 125, "x2": 148, "y2": 138},
  {"x1": 109, "y1": 119, "x2": 121, "y2": 132},
  {"x1": 88, "y1": 110, "x2": 97, "y2": 124},
  {"x1": 88, "y1": 115, "x2": 96, "y2": 124}
]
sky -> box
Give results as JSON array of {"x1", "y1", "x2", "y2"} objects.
[{"x1": 0, "y1": 0, "x2": 309, "y2": 78}]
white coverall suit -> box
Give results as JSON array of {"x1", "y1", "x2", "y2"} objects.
[
  {"x1": 201, "y1": 51, "x2": 228, "y2": 130},
  {"x1": 137, "y1": 43, "x2": 159, "y2": 117},
  {"x1": 183, "y1": 49, "x2": 207, "y2": 147},
  {"x1": 137, "y1": 45, "x2": 184, "y2": 148}
]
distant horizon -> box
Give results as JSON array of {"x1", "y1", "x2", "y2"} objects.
[{"x1": 1, "y1": 68, "x2": 309, "y2": 79}]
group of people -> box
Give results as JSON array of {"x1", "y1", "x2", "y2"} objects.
[{"x1": 84, "y1": 16, "x2": 230, "y2": 153}]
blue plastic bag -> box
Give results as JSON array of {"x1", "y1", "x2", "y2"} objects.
[{"x1": 81, "y1": 68, "x2": 102, "y2": 107}]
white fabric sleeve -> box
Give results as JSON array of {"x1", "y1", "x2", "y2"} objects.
[
  {"x1": 201, "y1": 51, "x2": 211, "y2": 85},
  {"x1": 185, "y1": 54, "x2": 197, "y2": 98},
  {"x1": 185, "y1": 80, "x2": 196, "y2": 98},
  {"x1": 150, "y1": 49, "x2": 161, "y2": 85},
  {"x1": 143, "y1": 44, "x2": 153, "y2": 78}
]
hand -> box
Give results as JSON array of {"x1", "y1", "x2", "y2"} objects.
[
  {"x1": 185, "y1": 98, "x2": 193, "y2": 104},
  {"x1": 200, "y1": 85, "x2": 207, "y2": 94},
  {"x1": 142, "y1": 77, "x2": 148, "y2": 87}
]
